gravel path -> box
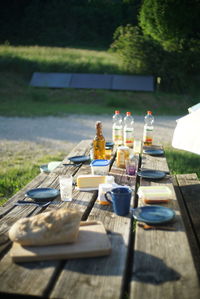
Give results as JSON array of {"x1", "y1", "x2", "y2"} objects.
[{"x1": 0, "y1": 115, "x2": 180, "y2": 154}]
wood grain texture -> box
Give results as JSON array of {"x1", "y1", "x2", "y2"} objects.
[
  {"x1": 0, "y1": 140, "x2": 98, "y2": 297},
  {"x1": 130, "y1": 150, "x2": 200, "y2": 299},
  {"x1": 50, "y1": 152, "x2": 137, "y2": 299},
  {"x1": 1, "y1": 141, "x2": 199, "y2": 298},
  {"x1": 174, "y1": 173, "x2": 200, "y2": 279}
]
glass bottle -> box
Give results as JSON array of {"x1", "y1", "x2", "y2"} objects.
[
  {"x1": 112, "y1": 110, "x2": 123, "y2": 146},
  {"x1": 123, "y1": 111, "x2": 134, "y2": 148},
  {"x1": 143, "y1": 111, "x2": 154, "y2": 146},
  {"x1": 93, "y1": 121, "x2": 106, "y2": 159}
]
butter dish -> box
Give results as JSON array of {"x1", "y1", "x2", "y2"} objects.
[{"x1": 137, "y1": 186, "x2": 172, "y2": 203}]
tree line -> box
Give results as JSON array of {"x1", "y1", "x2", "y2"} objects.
[
  {"x1": 1, "y1": 0, "x2": 200, "y2": 93},
  {"x1": 0, "y1": 0, "x2": 140, "y2": 47}
]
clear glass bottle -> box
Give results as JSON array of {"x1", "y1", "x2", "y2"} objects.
[
  {"x1": 112, "y1": 110, "x2": 123, "y2": 146},
  {"x1": 123, "y1": 111, "x2": 134, "y2": 148},
  {"x1": 93, "y1": 121, "x2": 106, "y2": 159},
  {"x1": 143, "y1": 111, "x2": 154, "y2": 146}
]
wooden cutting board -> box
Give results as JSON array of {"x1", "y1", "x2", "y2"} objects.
[{"x1": 10, "y1": 221, "x2": 111, "y2": 262}]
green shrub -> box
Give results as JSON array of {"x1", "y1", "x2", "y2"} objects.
[{"x1": 110, "y1": 24, "x2": 200, "y2": 93}]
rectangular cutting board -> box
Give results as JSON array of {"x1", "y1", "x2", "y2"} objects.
[{"x1": 10, "y1": 221, "x2": 111, "y2": 262}]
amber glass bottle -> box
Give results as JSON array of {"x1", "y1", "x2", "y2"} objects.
[{"x1": 93, "y1": 121, "x2": 106, "y2": 160}]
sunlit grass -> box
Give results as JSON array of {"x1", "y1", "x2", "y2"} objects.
[
  {"x1": 0, "y1": 150, "x2": 65, "y2": 206},
  {"x1": 0, "y1": 45, "x2": 124, "y2": 75},
  {"x1": 165, "y1": 147, "x2": 200, "y2": 178},
  {"x1": 0, "y1": 44, "x2": 197, "y2": 116}
]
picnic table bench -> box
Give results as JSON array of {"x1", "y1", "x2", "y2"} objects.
[{"x1": 0, "y1": 140, "x2": 199, "y2": 298}]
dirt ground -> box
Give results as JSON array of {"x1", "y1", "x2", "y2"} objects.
[{"x1": 0, "y1": 114, "x2": 180, "y2": 156}]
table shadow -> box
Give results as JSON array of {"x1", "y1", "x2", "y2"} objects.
[{"x1": 132, "y1": 250, "x2": 181, "y2": 285}]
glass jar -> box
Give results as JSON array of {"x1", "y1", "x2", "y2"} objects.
[
  {"x1": 125, "y1": 155, "x2": 137, "y2": 175},
  {"x1": 116, "y1": 146, "x2": 130, "y2": 168}
]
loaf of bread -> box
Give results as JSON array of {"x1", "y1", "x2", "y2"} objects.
[{"x1": 8, "y1": 208, "x2": 82, "y2": 246}]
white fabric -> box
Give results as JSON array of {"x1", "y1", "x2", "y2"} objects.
[{"x1": 172, "y1": 108, "x2": 200, "y2": 155}]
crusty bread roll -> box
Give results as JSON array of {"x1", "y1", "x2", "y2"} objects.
[{"x1": 8, "y1": 208, "x2": 82, "y2": 246}]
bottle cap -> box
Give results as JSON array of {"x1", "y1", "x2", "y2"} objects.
[
  {"x1": 115, "y1": 110, "x2": 120, "y2": 114},
  {"x1": 147, "y1": 111, "x2": 152, "y2": 114},
  {"x1": 96, "y1": 121, "x2": 102, "y2": 126},
  {"x1": 126, "y1": 112, "x2": 131, "y2": 116}
]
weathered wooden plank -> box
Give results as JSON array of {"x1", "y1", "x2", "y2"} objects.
[
  {"x1": 0, "y1": 140, "x2": 91, "y2": 217},
  {"x1": 174, "y1": 173, "x2": 200, "y2": 279},
  {"x1": 0, "y1": 251, "x2": 60, "y2": 297},
  {"x1": 0, "y1": 140, "x2": 97, "y2": 297},
  {"x1": 176, "y1": 173, "x2": 200, "y2": 243},
  {"x1": 50, "y1": 158, "x2": 137, "y2": 299},
  {"x1": 130, "y1": 151, "x2": 200, "y2": 299}
]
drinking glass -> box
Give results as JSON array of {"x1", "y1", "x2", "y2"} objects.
[
  {"x1": 59, "y1": 175, "x2": 73, "y2": 201},
  {"x1": 133, "y1": 139, "x2": 142, "y2": 154}
]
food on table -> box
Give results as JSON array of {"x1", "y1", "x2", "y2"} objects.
[
  {"x1": 76, "y1": 175, "x2": 107, "y2": 188},
  {"x1": 137, "y1": 186, "x2": 172, "y2": 203},
  {"x1": 8, "y1": 208, "x2": 81, "y2": 246},
  {"x1": 116, "y1": 146, "x2": 130, "y2": 168}
]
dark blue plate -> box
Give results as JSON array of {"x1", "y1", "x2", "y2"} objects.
[
  {"x1": 131, "y1": 206, "x2": 175, "y2": 224},
  {"x1": 137, "y1": 170, "x2": 166, "y2": 180},
  {"x1": 25, "y1": 188, "x2": 60, "y2": 201},
  {"x1": 68, "y1": 155, "x2": 90, "y2": 164},
  {"x1": 143, "y1": 149, "x2": 164, "y2": 156}
]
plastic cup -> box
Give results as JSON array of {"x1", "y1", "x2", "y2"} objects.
[{"x1": 59, "y1": 175, "x2": 73, "y2": 201}]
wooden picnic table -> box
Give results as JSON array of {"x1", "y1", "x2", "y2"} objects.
[{"x1": 0, "y1": 140, "x2": 200, "y2": 298}]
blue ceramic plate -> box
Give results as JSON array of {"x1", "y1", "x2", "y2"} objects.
[
  {"x1": 131, "y1": 206, "x2": 175, "y2": 224},
  {"x1": 68, "y1": 155, "x2": 90, "y2": 164},
  {"x1": 25, "y1": 188, "x2": 60, "y2": 201},
  {"x1": 137, "y1": 170, "x2": 166, "y2": 180},
  {"x1": 143, "y1": 149, "x2": 164, "y2": 156}
]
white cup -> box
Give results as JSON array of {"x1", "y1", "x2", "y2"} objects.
[
  {"x1": 133, "y1": 140, "x2": 142, "y2": 154},
  {"x1": 59, "y1": 174, "x2": 73, "y2": 201}
]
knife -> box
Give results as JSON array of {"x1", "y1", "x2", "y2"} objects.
[{"x1": 14, "y1": 200, "x2": 61, "y2": 207}]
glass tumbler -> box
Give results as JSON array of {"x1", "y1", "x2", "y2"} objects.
[{"x1": 59, "y1": 174, "x2": 73, "y2": 201}]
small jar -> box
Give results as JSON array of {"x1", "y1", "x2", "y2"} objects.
[
  {"x1": 116, "y1": 146, "x2": 130, "y2": 168},
  {"x1": 105, "y1": 147, "x2": 112, "y2": 160}
]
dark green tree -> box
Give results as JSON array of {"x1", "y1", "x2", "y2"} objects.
[{"x1": 139, "y1": 0, "x2": 200, "y2": 51}]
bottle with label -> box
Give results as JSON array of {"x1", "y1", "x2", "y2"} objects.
[
  {"x1": 143, "y1": 111, "x2": 154, "y2": 146},
  {"x1": 93, "y1": 121, "x2": 106, "y2": 159},
  {"x1": 112, "y1": 110, "x2": 123, "y2": 146},
  {"x1": 123, "y1": 111, "x2": 134, "y2": 148}
]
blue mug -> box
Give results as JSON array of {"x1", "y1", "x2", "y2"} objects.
[{"x1": 105, "y1": 187, "x2": 132, "y2": 216}]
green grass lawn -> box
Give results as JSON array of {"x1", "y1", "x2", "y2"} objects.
[
  {"x1": 0, "y1": 149, "x2": 66, "y2": 206},
  {"x1": 0, "y1": 44, "x2": 198, "y2": 116},
  {"x1": 0, "y1": 44, "x2": 199, "y2": 205},
  {"x1": 165, "y1": 147, "x2": 200, "y2": 178}
]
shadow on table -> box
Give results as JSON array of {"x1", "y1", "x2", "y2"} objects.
[{"x1": 132, "y1": 250, "x2": 181, "y2": 284}]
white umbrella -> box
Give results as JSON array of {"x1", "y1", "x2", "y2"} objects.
[{"x1": 172, "y1": 103, "x2": 200, "y2": 155}]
